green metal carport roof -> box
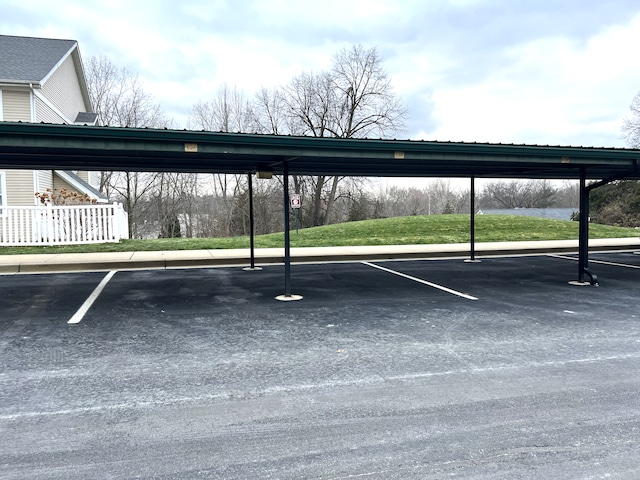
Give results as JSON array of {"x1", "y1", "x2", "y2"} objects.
[{"x1": 1, "y1": 122, "x2": 640, "y2": 180}]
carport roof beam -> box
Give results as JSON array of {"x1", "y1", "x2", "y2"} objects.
[{"x1": 1, "y1": 122, "x2": 640, "y2": 180}]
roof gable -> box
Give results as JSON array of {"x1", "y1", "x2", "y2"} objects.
[
  {"x1": 0, "y1": 35, "x2": 77, "y2": 84},
  {"x1": 55, "y1": 170, "x2": 108, "y2": 202}
]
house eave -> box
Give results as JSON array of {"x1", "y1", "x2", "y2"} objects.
[
  {"x1": 0, "y1": 81, "x2": 41, "y2": 88},
  {"x1": 54, "y1": 170, "x2": 108, "y2": 203}
]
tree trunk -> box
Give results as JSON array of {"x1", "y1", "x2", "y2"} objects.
[
  {"x1": 324, "y1": 176, "x2": 340, "y2": 225},
  {"x1": 311, "y1": 175, "x2": 326, "y2": 226}
]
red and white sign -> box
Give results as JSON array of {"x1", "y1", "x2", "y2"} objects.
[{"x1": 290, "y1": 193, "x2": 301, "y2": 209}]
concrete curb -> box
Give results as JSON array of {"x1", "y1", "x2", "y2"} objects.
[{"x1": 1, "y1": 238, "x2": 639, "y2": 274}]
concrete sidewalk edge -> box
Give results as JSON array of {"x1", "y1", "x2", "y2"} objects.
[{"x1": 1, "y1": 238, "x2": 639, "y2": 274}]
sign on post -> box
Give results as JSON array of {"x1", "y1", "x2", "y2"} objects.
[{"x1": 290, "y1": 193, "x2": 301, "y2": 234}]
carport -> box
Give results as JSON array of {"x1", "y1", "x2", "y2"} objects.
[{"x1": 1, "y1": 121, "x2": 639, "y2": 295}]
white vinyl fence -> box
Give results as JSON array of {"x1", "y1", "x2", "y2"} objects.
[{"x1": 1, "y1": 203, "x2": 129, "y2": 246}]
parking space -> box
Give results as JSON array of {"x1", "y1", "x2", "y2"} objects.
[{"x1": 1, "y1": 253, "x2": 640, "y2": 479}]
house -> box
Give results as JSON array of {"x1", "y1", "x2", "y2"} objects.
[
  {"x1": 0, "y1": 34, "x2": 107, "y2": 208},
  {"x1": 0, "y1": 35, "x2": 127, "y2": 245}
]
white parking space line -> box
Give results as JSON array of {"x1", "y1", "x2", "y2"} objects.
[
  {"x1": 548, "y1": 254, "x2": 640, "y2": 270},
  {"x1": 68, "y1": 271, "x2": 117, "y2": 324},
  {"x1": 361, "y1": 261, "x2": 478, "y2": 300}
]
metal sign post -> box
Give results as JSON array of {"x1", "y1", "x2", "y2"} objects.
[{"x1": 291, "y1": 193, "x2": 301, "y2": 234}]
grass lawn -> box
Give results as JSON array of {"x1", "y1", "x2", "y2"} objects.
[{"x1": 1, "y1": 214, "x2": 637, "y2": 255}]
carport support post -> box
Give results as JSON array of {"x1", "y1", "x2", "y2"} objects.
[
  {"x1": 577, "y1": 170, "x2": 597, "y2": 286},
  {"x1": 243, "y1": 173, "x2": 262, "y2": 272},
  {"x1": 465, "y1": 177, "x2": 481, "y2": 263},
  {"x1": 275, "y1": 162, "x2": 302, "y2": 301},
  {"x1": 248, "y1": 173, "x2": 256, "y2": 268},
  {"x1": 284, "y1": 164, "x2": 292, "y2": 295},
  {"x1": 470, "y1": 177, "x2": 476, "y2": 260}
]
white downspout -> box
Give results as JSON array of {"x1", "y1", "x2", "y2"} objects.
[
  {"x1": 29, "y1": 83, "x2": 36, "y2": 122},
  {"x1": 30, "y1": 83, "x2": 40, "y2": 205}
]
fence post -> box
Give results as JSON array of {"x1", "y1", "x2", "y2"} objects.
[{"x1": 114, "y1": 202, "x2": 128, "y2": 241}]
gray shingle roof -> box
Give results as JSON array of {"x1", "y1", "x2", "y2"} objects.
[
  {"x1": 74, "y1": 112, "x2": 98, "y2": 125},
  {"x1": 0, "y1": 35, "x2": 77, "y2": 83}
]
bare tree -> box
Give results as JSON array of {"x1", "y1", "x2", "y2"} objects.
[
  {"x1": 554, "y1": 180, "x2": 579, "y2": 208},
  {"x1": 150, "y1": 173, "x2": 204, "y2": 238},
  {"x1": 189, "y1": 85, "x2": 253, "y2": 236},
  {"x1": 185, "y1": 44, "x2": 408, "y2": 234},
  {"x1": 85, "y1": 55, "x2": 174, "y2": 237},
  {"x1": 622, "y1": 90, "x2": 640, "y2": 148},
  {"x1": 283, "y1": 70, "x2": 335, "y2": 137},
  {"x1": 375, "y1": 180, "x2": 467, "y2": 218},
  {"x1": 428, "y1": 179, "x2": 468, "y2": 214},
  {"x1": 376, "y1": 186, "x2": 427, "y2": 217},
  {"x1": 213, "y1": 173, "x2": 246, "y2": 236},
  {"x1": 86, "y1": 55, "x2": 173, "y2": 128},
  {"x1": 596, "y1": 85, "x2": 640, "y2": 226},
  {"x1": 248, "y1": 86, "x2": 290, "y2": 135},
  {"x1": 189, "y1": 83, "x2": 251, "y2": 132},
  {"x1": 282, "y1": 45, "x2": 407, "y2": 226},
  {"x1": 330, "y1": 45, "x2": 407, "y2": 139},
  {"x1": 586, "y1": 92, "x2": 640, "y2": 226},
  {"x1": 480, "y1": 180, "x2": 558, "y2": 209},
  {"x1": 108, "y1": 171, "x2": 160, "y2": 238}
]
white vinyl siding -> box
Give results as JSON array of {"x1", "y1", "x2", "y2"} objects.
[
  {"x1": 76, "y1": 171, "x2": 89, "y2": 183},
  {"x1": 5, "y1": 170, "x2": 36, "y2": 206},
  {"x1": 88, "y1": 171, "x2": 102, "y2": 189},
  {"x1": 34, "y1": 96, "x2": 66, "y2": 124},
  {"x1": 52, "y1": 175, "x2": 75, "y2": 192},
  {"x1": 39, "y1": 54, "x2": 88, "y2": 121},
  {"x1": 36, "y1": 170, "x2": 53, "y2": 196},
  {"x1": 1, "y1": 89, "x2": 31, "y2": 122},
  {"x1": 90, "y1": 171, "x2": 101, "y2": 188}
]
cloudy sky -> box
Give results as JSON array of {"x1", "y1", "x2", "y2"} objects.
[{"x1": 3, "y1": 0, "x2": 640, "y2": 149}]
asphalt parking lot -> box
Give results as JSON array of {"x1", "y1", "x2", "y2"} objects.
[{"x1": 1, "y1": 252, "x2": 640, "y2": 479}]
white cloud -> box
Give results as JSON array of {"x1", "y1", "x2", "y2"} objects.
[
  {"x1": 2, "y1": 0, "x2": 640, "y2": 148},
  {"x1": 425, "y1": 12, "x2": 640, "y2": 146}
]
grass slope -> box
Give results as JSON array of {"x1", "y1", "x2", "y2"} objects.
[
  {"x1": 1, "y1": 214, "x2": 637, "y2": 255},
  {"x1": 255, "y1": 214, "x2": 638, "y2": 247}
]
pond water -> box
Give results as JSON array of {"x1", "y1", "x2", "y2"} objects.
[{"x1": 478, "y1": 208, "x2": 577, "y2": 221}]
